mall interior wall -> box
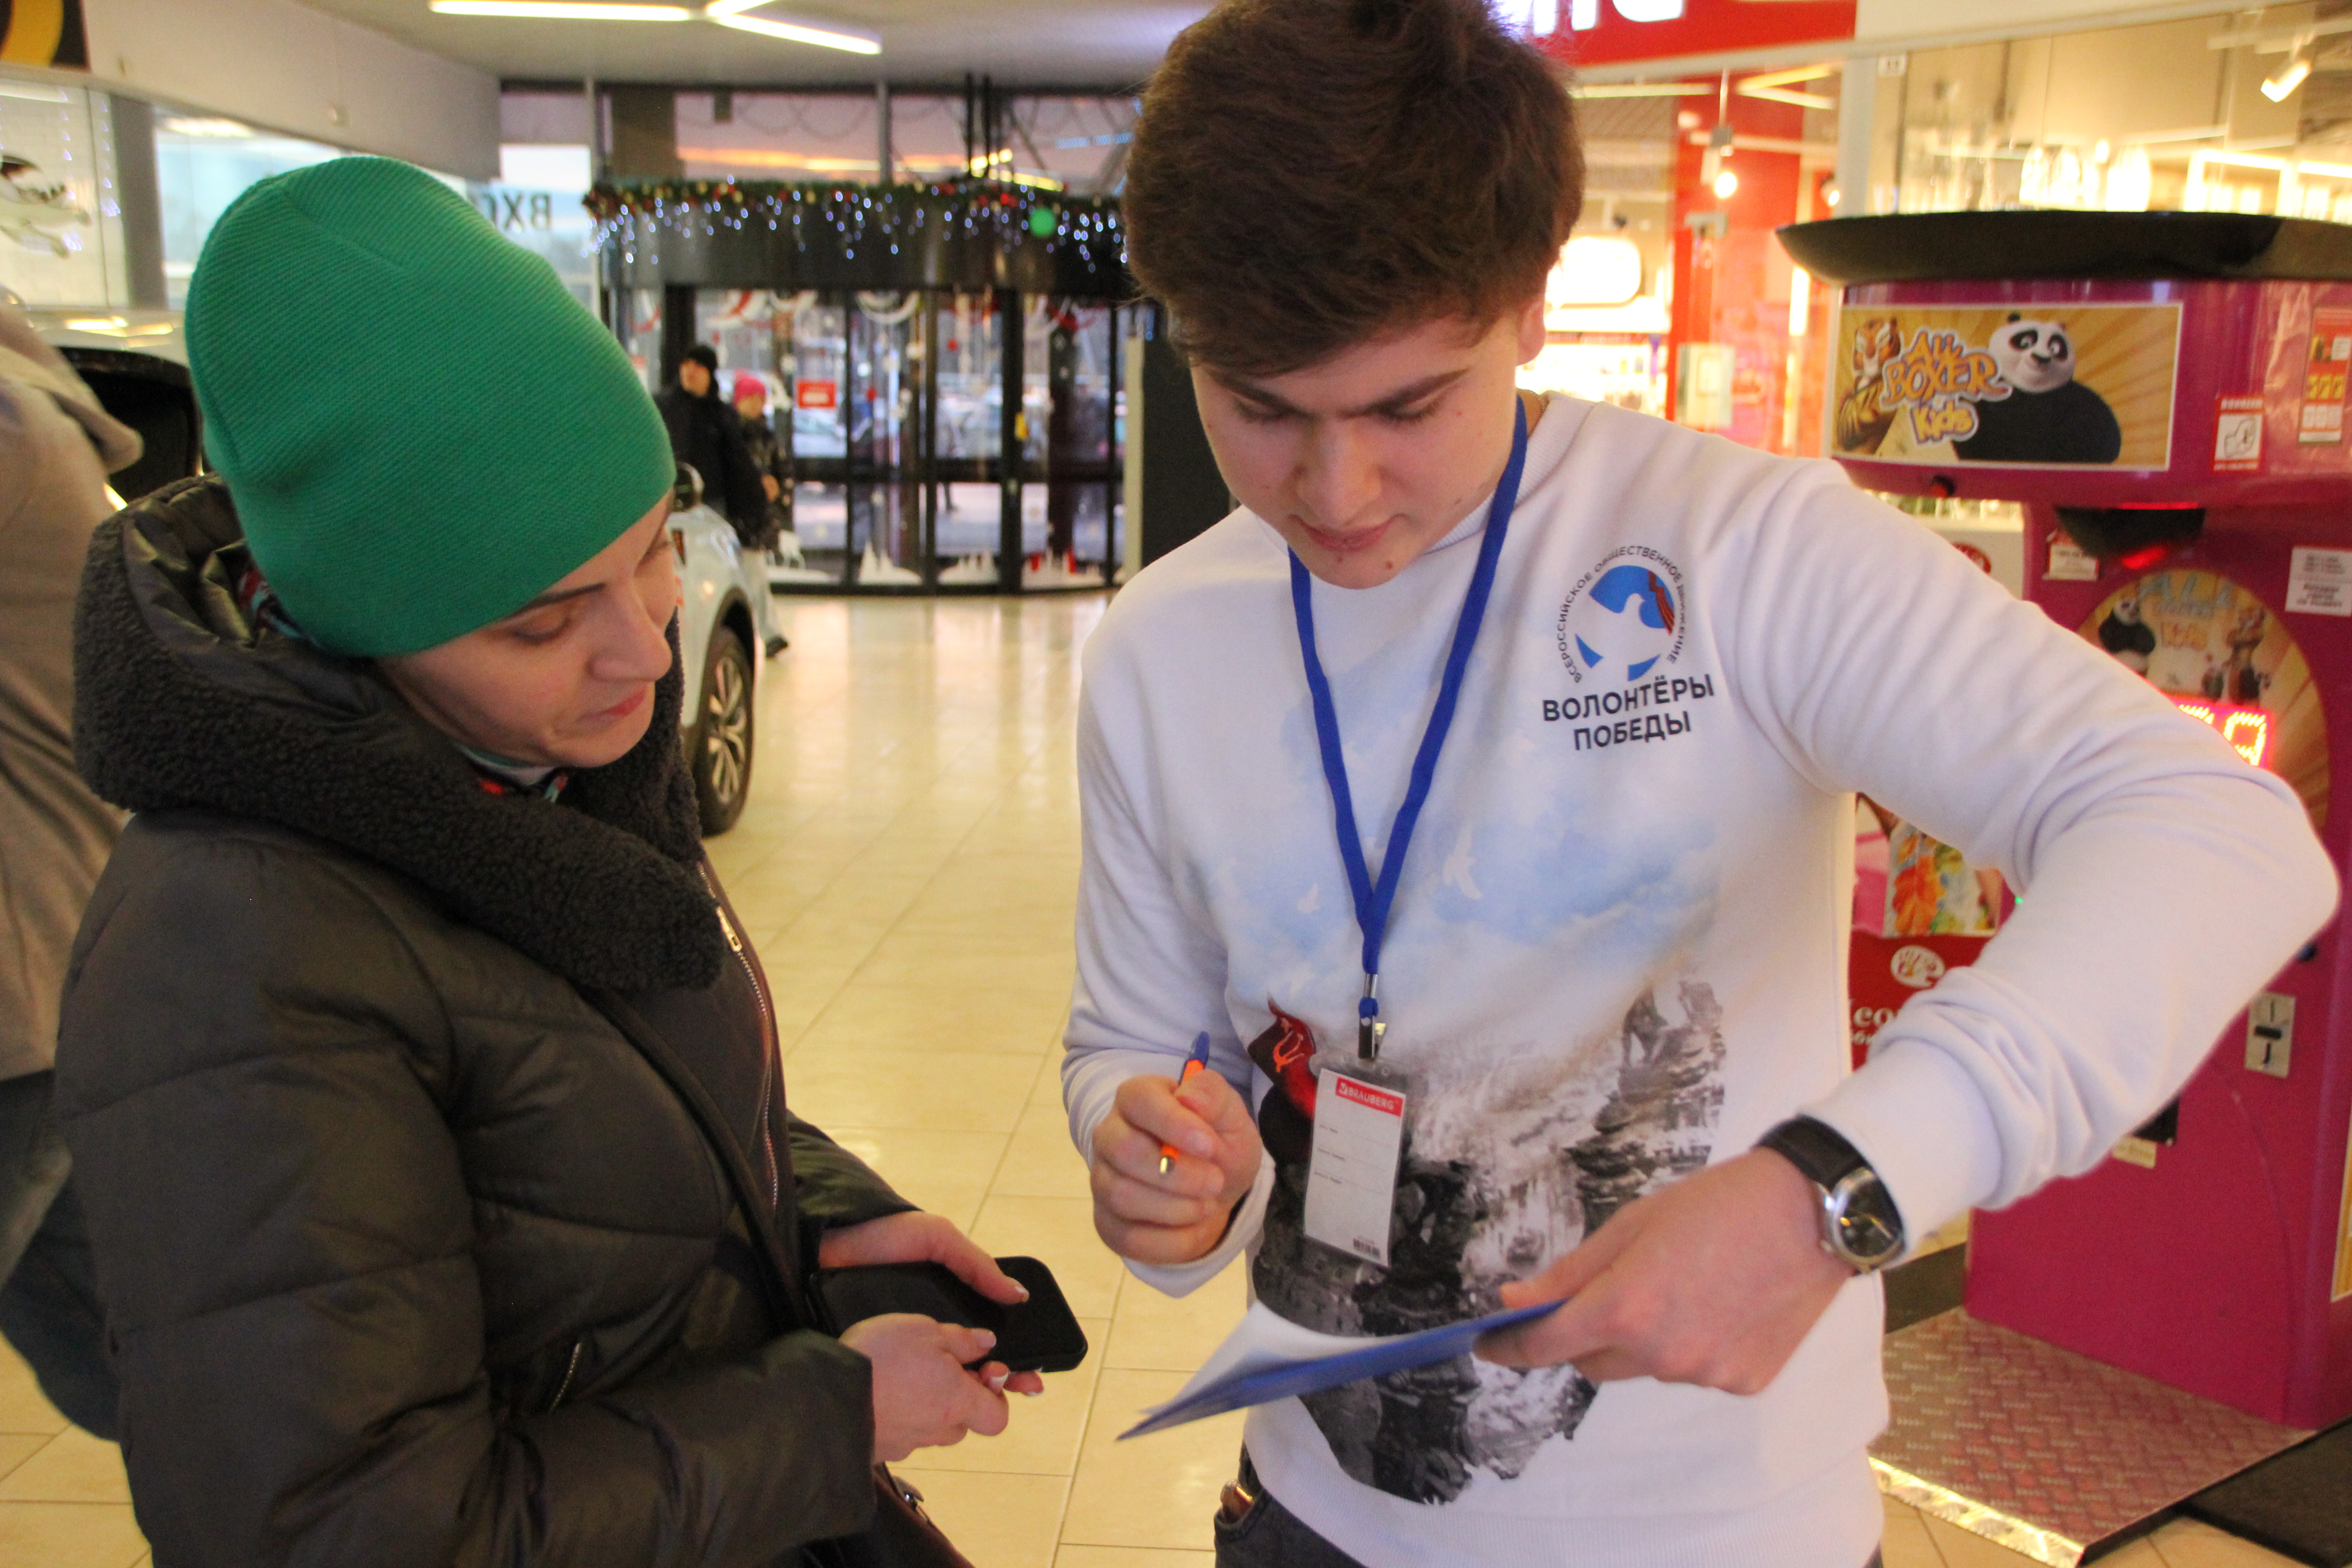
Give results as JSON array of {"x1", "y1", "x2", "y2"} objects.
[{"x1": 76, "y1": 0, "x2": 499, "y2": 181}]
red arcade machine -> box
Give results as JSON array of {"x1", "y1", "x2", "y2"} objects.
[{"x1": 1784, "y1": 211, "x2": 2352, "y2": 1439}]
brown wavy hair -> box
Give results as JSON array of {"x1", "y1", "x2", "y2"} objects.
[{"x1": 1125, "y1": 0, "x2": 1583, "y2": 376}]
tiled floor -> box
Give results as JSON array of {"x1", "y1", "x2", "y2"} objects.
[
  {"x1": 0, "y1": 593, "x2": 2313, "y2": 1567},
  {"x1": 0, "y1": 1348, "x2": 144, "y2": 1567}
]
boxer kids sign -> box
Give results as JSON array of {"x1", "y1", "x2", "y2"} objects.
[
  {"x1": 1860, "y1": 327, "x2": 2005, "y2": 445},
  {"x1": 1831, "y1": 303, "x2": 2181, "y2": 469}
]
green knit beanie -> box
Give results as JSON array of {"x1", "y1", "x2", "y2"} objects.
[{"x1": 186, "y1": 156, "x2": 674, "y2": 657}]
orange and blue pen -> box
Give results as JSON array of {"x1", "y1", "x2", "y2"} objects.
[{"x1": 1158, "y1": 1033, "x2": 1215, "y2": 1176}]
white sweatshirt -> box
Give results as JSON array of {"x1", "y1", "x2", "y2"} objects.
[{"x1": 1061, "y1": 396, "x2": 2336, "y2": 1568}]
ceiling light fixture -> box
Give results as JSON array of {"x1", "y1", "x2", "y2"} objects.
[
  {"x1": 1739, "y1": 83, "x2": 1833, "y2": 109},
  {"x1": 710, "y1": 10, "x2": 881, "y2": 53},
  {"x1": 2264, "y1": 45, "x2": 2314, "y2": 101},
  {"x1": 432, "y1": 0, "x2": 884, "y2": 60},
  {"x1": 1736, "y1": 66, "x2": 1835, "y2": 110},
  {"x1": 430, "y1": 2, "x2": 692, "y2": 18},
  {"x1": 159, "y1": 115, "x2": 257, "y2": 137},
  {"x1": 1573, "y1": 82, "x2": 1711, "y2": 98},
  {"x1": 1740, "y1": 63, "x2": 1839, "y2": 90}
]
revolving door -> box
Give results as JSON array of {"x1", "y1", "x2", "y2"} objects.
[{"x1": 622, "y1": 285, "x2": 1123, "y2": 592}]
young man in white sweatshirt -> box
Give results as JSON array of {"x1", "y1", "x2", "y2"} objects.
[{"x1": 1062, "y1": 3, "x2": 2338, "y2": 1564}]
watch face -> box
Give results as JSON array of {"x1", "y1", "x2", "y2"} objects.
[
  {"x1": 1834, "y1": 1202, "x2": 1902, "y2": 1263},
  {"x1": 1828, "y1": 1171, "x2": 1906, "y2": 1268}
]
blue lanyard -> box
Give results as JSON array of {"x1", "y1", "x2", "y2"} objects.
[{"x1": 1289, "y1": 400, "x2": 1529, "y2": 1060}]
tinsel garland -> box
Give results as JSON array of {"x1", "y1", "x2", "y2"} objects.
[{"x1": 583, "y1": 177, "x2": 1124, "y2": 267}]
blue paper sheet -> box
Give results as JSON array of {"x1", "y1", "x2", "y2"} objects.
[{"x1": 1118, "y1": 1298, "x2": 1564, "y2": 1439}]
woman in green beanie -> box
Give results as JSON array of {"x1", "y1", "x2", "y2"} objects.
[{"x1": 53, "y1": 157, "x2": 1032, "y2": 1566}]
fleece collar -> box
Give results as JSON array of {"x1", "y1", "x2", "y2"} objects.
[{"x1": 73, "y1": 475, "x2": 725, "y2": 991}]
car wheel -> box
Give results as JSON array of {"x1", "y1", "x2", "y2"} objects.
[{"x1": 691, "y1": 626, "x2": 753, "y2": 835}]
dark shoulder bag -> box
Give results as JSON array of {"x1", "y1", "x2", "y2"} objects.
[{"x1": 808, "y1": 1471, "x2": 973, "y2": 1568}]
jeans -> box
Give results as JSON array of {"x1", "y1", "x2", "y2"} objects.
[
  {"x1": 0, "y1": 1071, "x2": 117, "y2": 1438},
  {"x1": 1212, "y1": 1450, "x2": 1885, "y2": 1568}
]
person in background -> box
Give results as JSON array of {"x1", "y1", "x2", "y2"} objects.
[
  {"x1": 724, "y1": 372, "x2": 792, "y2": 656},
  {"x1": 56, "y1": 157, "x2": 1034, "y2": 1566},
  {"x1": 733, "y1": 371, "x2": 788, "y2": 549},
  {"x1": 735, "y1": 371, "x2": 821, "y2": 593},
  {"x1": 0, "y1": 304, "x2": 136, "y2": 1438},
  {"x1": 657, "y1": 343, "x2": 767, "y2": 546}
]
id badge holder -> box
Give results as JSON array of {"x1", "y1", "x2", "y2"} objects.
[{"x1": 1303, "y1": 1047, "x2": 1408, "y2": 1268}]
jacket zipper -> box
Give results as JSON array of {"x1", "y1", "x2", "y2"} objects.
[
  {"x1": 706, "y1": 870, "x2": 781, "y2": 1212},
  {"x1": 547, "y1": 1338, "x2": 583, "y2": 1411}
]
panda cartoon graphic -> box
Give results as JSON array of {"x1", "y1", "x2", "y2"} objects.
[
  {"x1": 2097, "y1": 593, "x2": 2156, "y2": 675},
  {"x1": 1954, "y1": 315, "x2": 2124, "y2": 465}
]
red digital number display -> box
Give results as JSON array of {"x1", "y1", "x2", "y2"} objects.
[{"x1": 2170, "y1": 696, "x2": 2273, "y2": 769}]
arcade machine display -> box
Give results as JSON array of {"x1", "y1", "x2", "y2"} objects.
[{"x1": 1784, "y1": 210, "x2": 2352, "y2": 1558}]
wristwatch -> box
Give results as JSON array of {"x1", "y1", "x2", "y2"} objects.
[{"x1": 1756, "y1": 1116, "x2": 1907, "y2": 1274}]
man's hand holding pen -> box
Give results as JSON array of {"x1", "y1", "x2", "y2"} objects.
[{"x1": 1092, "y1": 1064, "x2": 1264, "y2": 1266}]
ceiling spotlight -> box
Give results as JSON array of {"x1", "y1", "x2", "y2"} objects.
[
  {"x1": 431, "y1": 2, "x2": 692, "y2": 16},
  {"x1": 1822, "y1": 181, "x2": 1842, "y2": 208},
  {"x1": 2264, "y1": 54, "x2": 2313, "y2": 102},
  {"x1": 710, "y1": 9, "x2": 881, "y2": 52},
  {"x1": 159, "y1": 115, "x2": 256, "y2": 137},
  {"x1": 1713, "y1": 169, "x2": 1739, "y2": 200}
]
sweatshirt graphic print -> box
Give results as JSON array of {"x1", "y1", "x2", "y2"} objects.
[{"x1": 1249, "y1": 981, "x2": 1726, "y2": 1501}]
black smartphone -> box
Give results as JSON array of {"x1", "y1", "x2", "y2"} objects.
[{"x1": 816, "y1": 1254, "x2": 1090, "y2": 1374}]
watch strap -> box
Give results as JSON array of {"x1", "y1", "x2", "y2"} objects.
[{"x1": 1757, "y1": 1115, "x2": 1868, "y2": 1191}]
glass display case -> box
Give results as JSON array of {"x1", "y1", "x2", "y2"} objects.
[{"x1": 0, "y1": 83, "x2": 134, "y2": 310}]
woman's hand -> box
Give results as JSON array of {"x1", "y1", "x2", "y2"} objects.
[
  {"x1": 1088, "y1": 1069, "x2": 1263, "y2": 1264},
  {"x1": 819, "y1": 1211, "x2": 1024, "y2": 1302},
  {"x1": 818, "y1": 1211, "x2": 1046, "y2": 1400},
  {"x1": 813, "y1": 1213, "x2": 1025, "y2": 1298},
  {"x1": 840, "y1": 1313, "x2": 1013, "y2": 1462}
]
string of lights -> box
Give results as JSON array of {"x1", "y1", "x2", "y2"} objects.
[{"x1": 584, "y1": 178, "x2": 1127, "y2": 286}]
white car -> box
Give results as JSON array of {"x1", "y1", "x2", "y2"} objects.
[{"x1": 669, "y1": 463, "x2": 772, "y2": 836}]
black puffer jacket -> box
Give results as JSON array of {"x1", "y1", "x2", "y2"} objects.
[
  {"x1": 56, "y1": 476, "x2": 913, "y2": 1568},
  {"x1": 738, "y1": 410, "x2": 790, "y2": 546},
  {"x1": 657, "y1": 382, "x2": 767, "y2": 536}
]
